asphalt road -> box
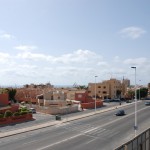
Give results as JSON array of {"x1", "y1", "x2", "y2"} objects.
[
  {"x1": 0, "y1": 101, "x2": 150, "y2": 150},
  {"x1": 0, "y1": 101, "x2": 124, "y2": 133}
]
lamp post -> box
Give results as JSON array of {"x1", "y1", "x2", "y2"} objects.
[
  {"x1": 95, "y1": 76, "x2": 98, "y2": 112},
  {"x1": 131, "y1": 66, "x2": 137, "y2": 137},
  {"x1": 139, "y1": 80, "x2": 141, "y2": 100}
]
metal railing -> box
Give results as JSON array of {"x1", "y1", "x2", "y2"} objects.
[{"x1": 115, "y1": 128, "x2": 150, "y2": 150}]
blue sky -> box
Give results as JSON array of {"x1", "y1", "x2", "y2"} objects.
[{"x1": 0, "y1": 0, "x2": 149, "y2": 86}]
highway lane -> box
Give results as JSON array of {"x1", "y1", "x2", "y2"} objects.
[
  {"x1": 0, "y1": 101, "x2": 149, "y2": 150},
  {"x1": 0, "y1": 101, "x2": 122, "y2": 133},
  {"x1": 0, "y1": 101, "x2": 129, "y2": 133}
]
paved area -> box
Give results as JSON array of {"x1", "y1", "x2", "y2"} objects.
[
  {"x1": 0, "y1": 102, "x2": 134, "y2": 138},
  {"x1": 0, "y1": 113, "x2": 55, "y2": 133}
]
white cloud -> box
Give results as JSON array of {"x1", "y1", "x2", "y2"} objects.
[
  {"x1": 52, "y1": 49, "x2": 102, "y2": 64},
  {"x1": 17, "y1": 51, "x2": 51, "y2": 61},
  {"x1": 119, "y1": 26, "x2": 146, "y2": 39},
  {"x1": 15, "y1": 45, "x2": 37, "y2": 51},
  {"x1": 0, "y1": 48, "x2": 150, "y2": 86},
  {"x1": 5, "y1": 49, "x2": 104, "y2": 85},
  {"x1": 124, "y1": 57, "x2": 148, "y2": 66},
  {"x1": 0, "y1": 52, "x2": 11, "y2": 63},
  {"x1": 97, "y1": 61, "x2": 109, "y2": 67},
  {"x1": 18, "y1": 64, "x2": 38, "y2": 69},
  {"x1": 16, "y1": 49, "x2": 103, "y2": 65},
  {"x1": 0, "y1": 33, "x2": 15, "y2": 40},
  {"x1": 113, "y1": 56, "x2": 120, "y2": 62}
]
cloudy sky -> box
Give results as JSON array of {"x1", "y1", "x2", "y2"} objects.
[{"x1": 0, "y1": 0, "x2": 149, "y2": 87}]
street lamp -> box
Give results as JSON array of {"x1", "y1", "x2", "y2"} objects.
[
  {"x1": 95, "y1": 76, "x2": 98, "y2": 112},
  {"x1": 139, "y1": 80, "x2": 141, "y2": 100},
  {"x1": 131, "y1": 66, "x2": 137, "y2": 137}
]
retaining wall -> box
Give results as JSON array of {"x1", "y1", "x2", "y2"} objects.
[{"x1": 0, "y1": 113, "x2": 33, "y2": 126}]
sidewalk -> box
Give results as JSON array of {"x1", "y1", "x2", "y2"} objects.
[{"x1": 0, "y1": 102, "x2": 134, "y2": 138}]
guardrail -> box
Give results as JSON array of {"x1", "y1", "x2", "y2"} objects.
[{"x1": 115, "y1": 128, "x2": 150, "y2": 150}]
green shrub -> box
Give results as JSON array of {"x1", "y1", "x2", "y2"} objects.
[
  {"x1": 13, "y1": 112, "x2": 20, "y2": 116},
  {"x1": 0, "y1": 113, "x2": 4, "y2": 118},
  {"x1": 20, "y1": 106, "x2": 28, "y2": 112},
  {"x1": 20, "y1": 111, "x2": 28, "y2": 115},
  {"x1": 4, "y1": 110, "x2": 13, "y2": 118}
]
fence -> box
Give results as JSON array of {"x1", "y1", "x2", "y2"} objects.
[{"x1": 115, "y1": 128, "x2": 150, "y2": 150}]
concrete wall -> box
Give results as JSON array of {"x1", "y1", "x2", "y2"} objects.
[
  {"x1": 44, "y1": 99, "x2": 67, "y2": 107},
  {"x1": 35, "y1": 105, "x2": 79, "y2": 115}
]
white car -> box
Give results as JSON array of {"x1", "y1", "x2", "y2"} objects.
[
  {"x1": 29, "y1": 108, "x2": 36, "y2": 113},
  {"x1": 145, "y1": 101, "x2": 150, "y2": 106}
]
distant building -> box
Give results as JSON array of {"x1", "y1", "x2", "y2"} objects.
[
  {"x1": 122, "y1": 79, "x2": 130, "y2": 87},
  {"x1": 148, "y1": 83, "x2": 150, "y2": 97},
  {"x1": 148, "y1": 83, "x2": 150, "y2": 89}
]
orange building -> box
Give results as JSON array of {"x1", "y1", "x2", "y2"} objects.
[{"x1": 75, "y1": 91, "x2": 103, "y2": 109}]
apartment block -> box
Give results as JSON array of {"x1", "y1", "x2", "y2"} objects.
[
  {"x1": 88, "y1": 78, "x2": 129, "y2": 99},
  {"x1": 88, "y1": 81, "x2": 109, "y2": 99}
]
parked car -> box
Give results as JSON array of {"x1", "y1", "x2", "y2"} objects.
[
  {"x1": 115, "y1": 109, "x2": 125, "y2": 116},
  {"x1": 126, "y1": 100, "x2": 132, "y2": 103},
  {"x1": 103, "y1": 99, "x2": 113, "y2": 102},
  {"x1": 112, "y1": 99, "x2": 121, "y2": 102},
  {"x1": 145, "y1": 101, "x2": 150, "y2": 106},
  {"x1": 144, "y1": 97, "x2": 150, "y2": 100},
  {"x1": 29, "y1": 108, "x2": 36, "y2": 113}
]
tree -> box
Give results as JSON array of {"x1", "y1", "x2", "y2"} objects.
[
  {"x1": 8, "y1": 88, "x2": 17, "y2": 103},
  {"x1": 127, "y1": 88, "x2": 148, "y2": 99},
  {"x1": 0, "y1": 88, "x2": 9, "y2": 94},
  {"x1": 77, "y1": 85, "x2": 88, "y2": 90},
  {"x1": 127, "y1": 90, "x2": 135, "y2": 99},
  {"x1": 137, "y1": 88, "x2": 148, "y2": 99},
  {"x1": 24, "y1": 84, "x2": 29, "y2": 88},
  {"x1": 116, "y1": 90, "x2": 121, "y2": 98},
  {"x1": 0, "y1": 88, "x2": 17, "y2": 103}
]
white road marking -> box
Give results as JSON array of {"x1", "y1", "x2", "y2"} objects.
[
  {"x1": 84, "y1": 139, "x2": 96, "y2": 144},
  {"x1": 37, "y1": 107, "x2": 149, "y2": 150},
  {"x1": 84, "y1": 127, "x2": 99, "y2": 133},
  {"x1": 22, "y1": 140, "x2": 37, "y2": 146},
  {"x1": 37, "y1": 127, "x2": 99, "y2": 150}
]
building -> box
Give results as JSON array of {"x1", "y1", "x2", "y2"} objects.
[
  {"x1": 88, "y1": 81, "x2": 109, "y2": 99},
  {"x1": 147, "y1": 83, "x2": 150, "y2": 97},
  {"x1": 36, "y1": 89, "x2": 67, "y2": 107},
  {"x1": 0, "y1": 93, "x2": 9, "y2": 106},
  {"x1": 88, "y1": 78, "x2": 130, "y2": 99}
]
